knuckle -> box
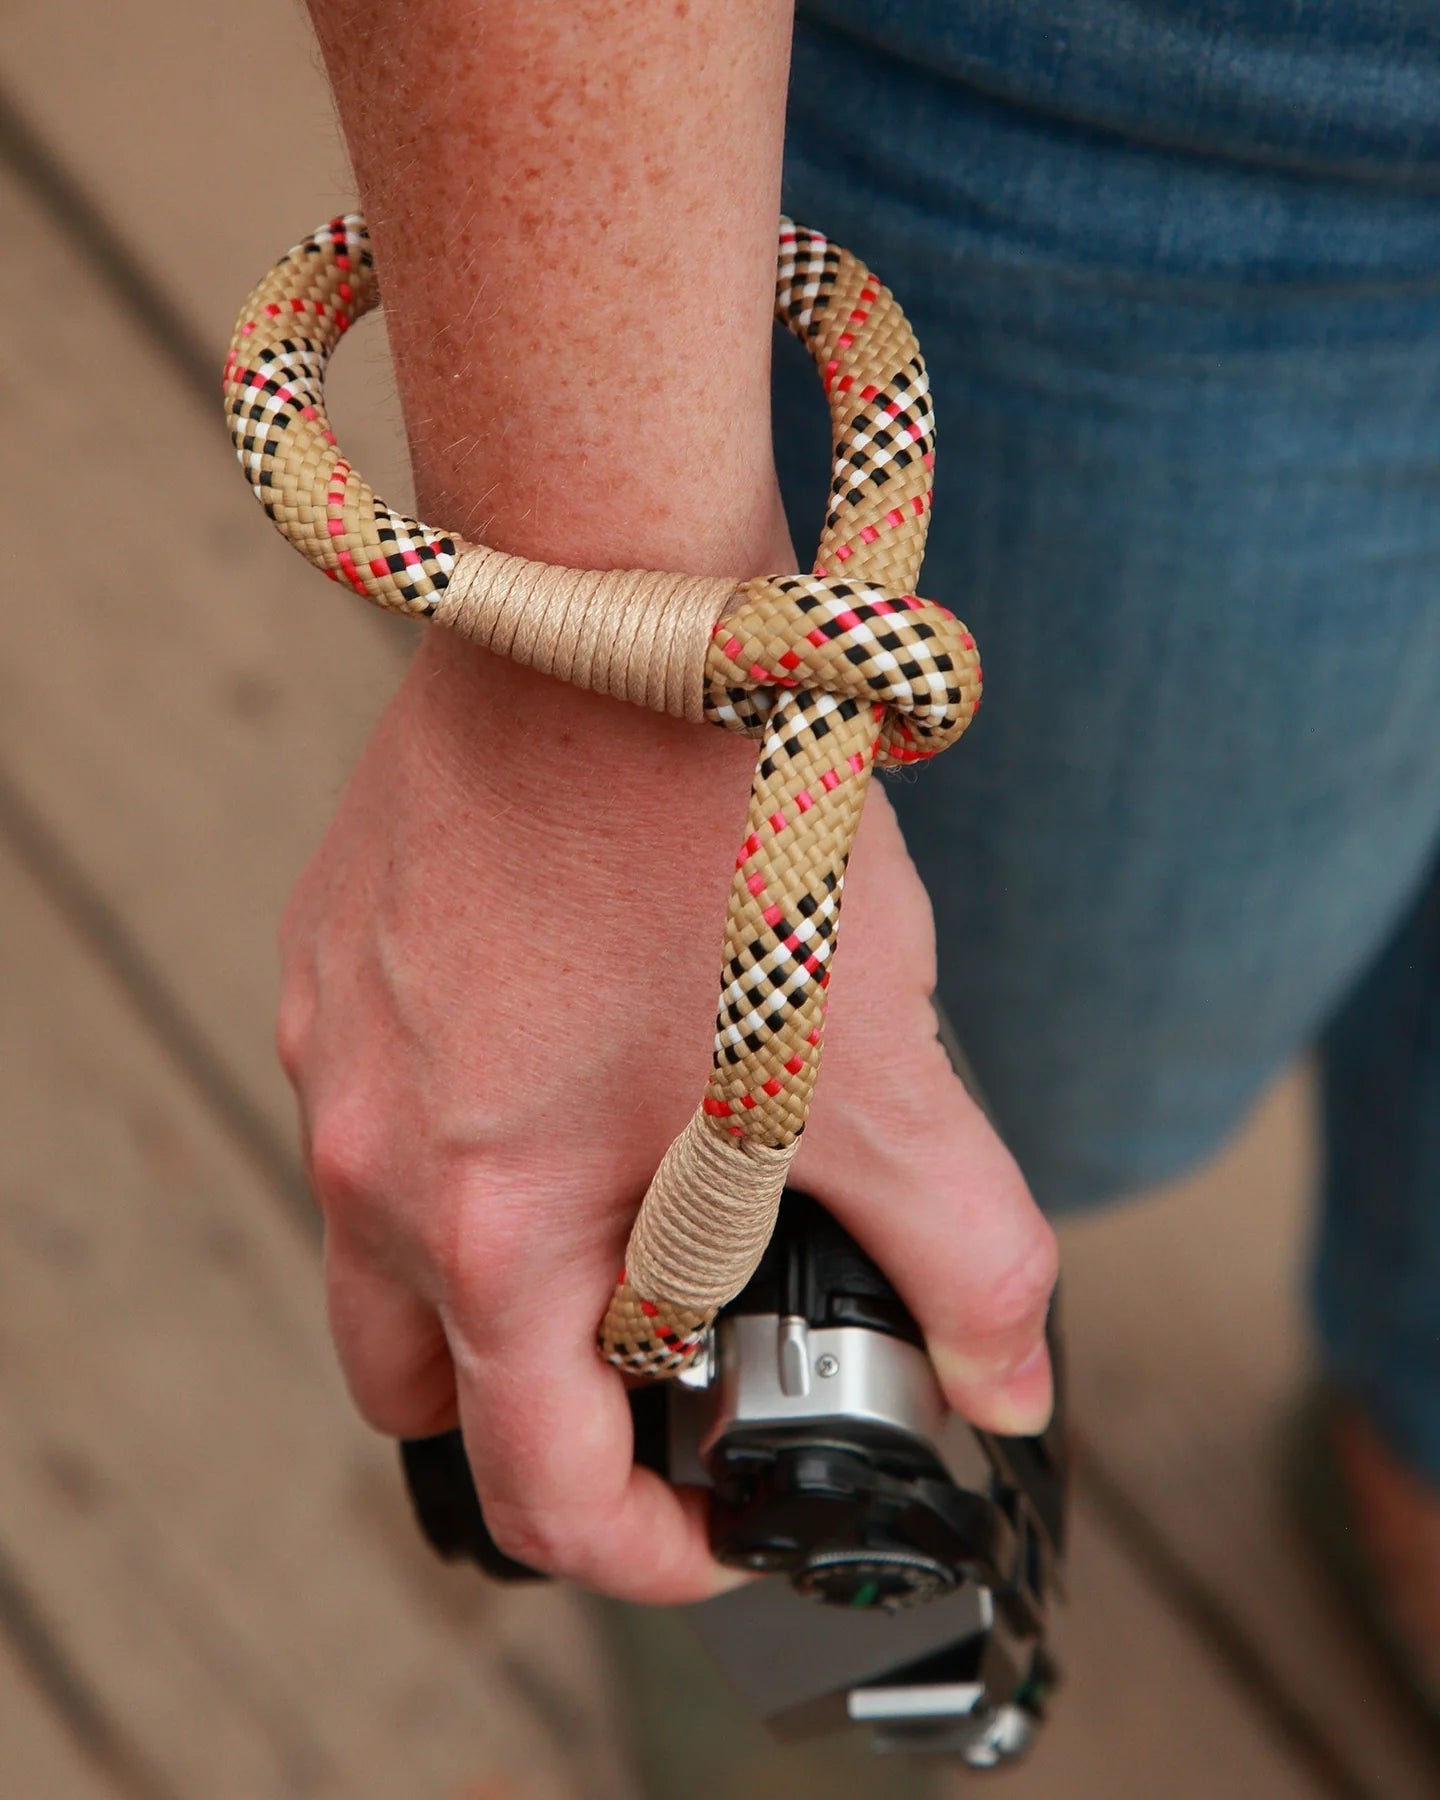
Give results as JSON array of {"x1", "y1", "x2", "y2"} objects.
[
  {"x1": 346, "y1": 1370, "x2": 454, "y2": 1440},
  {"x1": 482, "y1": 1502, "x2": 588, "y2": 1579},
  {"x1": 338, "y1": 1366, "x2": 407, "y2": 1437},
  {"x1": 440, "y1": 1269, "x2": 515, "y2": 1361},
  {"x1": 274, "y1": 992, "x2": 310, "y2": 1083},
  {"x1": 435, "y1": 1201, "x2": 537, "y2": 1332},
  {"x1": 972, "y1": 1221, "x2": 1059, "y2": 1347},
  {"x1": 307, "y1": 1097, "x2": 384, "y2": 1214}
]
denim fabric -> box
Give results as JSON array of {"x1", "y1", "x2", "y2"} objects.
[{"x1": 771, "y1": 6, "x2": 1440, "y2": 1479}]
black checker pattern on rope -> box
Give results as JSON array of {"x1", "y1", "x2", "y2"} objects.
[
  {"x1": 825, "y1": 355, "x2": 935, "y2": 530},
  {"x1": 775, "y1": 219, "x2": 839, "y2": 340},
  {"x1": 755, "y1": 690, "x2": 864, "y2": 782},
  {"x1": 227, "y1": 337, "x2": 328, "y2": 508},
  {"x1": 715, "y1": 872, "x2": 841, "y2": 1064}
]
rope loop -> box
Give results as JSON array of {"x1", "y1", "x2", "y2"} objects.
[
  {"x1": 706, "y1": 572, "x2": 980, "y2": 763},
  {"x1": 224, "y1": 212, "x2": 981, "y2": 1377}
]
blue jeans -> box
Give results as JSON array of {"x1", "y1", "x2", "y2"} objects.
[{"x1": 772, "y1": 3, "x2": 1440, "y2": 1482}]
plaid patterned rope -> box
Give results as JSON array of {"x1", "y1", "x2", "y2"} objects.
[{"x1": 224, "y1": 214, "x2": 981, "y2": 1376}]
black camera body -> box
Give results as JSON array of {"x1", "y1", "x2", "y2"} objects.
[{"x1": 402, "y1": 1189, "x2": 1066, "y2": 1767}]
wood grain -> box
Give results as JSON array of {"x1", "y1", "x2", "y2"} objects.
[
  {"x1": 0, "y1": 157, "x2": 402, "y2": 1148},
  {"x1": 0, "y1": 1611, "x2": 125, "y2": 1800},
  {"x1": 0, "y1": 2, "x2": 1435, "y2": 1792},
  {"x1": 608, "y1": 1500, "x2": 1325, "y2": 1800},
  {"x1": 0, "y1": 833, "x2": 632, "y2": 1799},
  {"x1": 1060, "y1": 1073, "x2": 1440, "y2": 1795}
]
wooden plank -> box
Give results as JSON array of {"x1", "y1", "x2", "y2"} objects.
[
  {"x1": 945, "y1": 1498, "x2": 1322, "y2": 1800},
  {"x1": 0, "y1": 1624, "x2": 120, "y2": 1800},
  {"x1": 0, "y1": 837, "x2": 633, "y2": 1800},
  {"x1": 0, "y1": 10, "x2": 1422, "y2": 1792},
  {"x1": 0, "y1": 0, "x2": 352, "y2": 352},
  {"x1": 608, "y1": 1500, "x2": 1323, "y2": 1800},
  {"x1": 0, "y1": 158, "x2": 398, "y2": 1145},
  {"x1": 0, "y1": 0, "x2": 413, "y2": 514},
  {"x1": 1059, "y1": 1072, "x2": 1440, "y2": 1796}
]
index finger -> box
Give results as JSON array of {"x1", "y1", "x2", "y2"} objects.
[{"x1": 445, "y1": 1307, "x2": 744, "y2": 1606}]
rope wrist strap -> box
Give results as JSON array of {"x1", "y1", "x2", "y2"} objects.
[{"x1": 224, "y1": 214, "x2": 982, "y2": 1377}]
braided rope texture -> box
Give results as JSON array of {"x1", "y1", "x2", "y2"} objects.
[{"x1": 224, "y1": 215, "x2": 981, "y2": 1377}]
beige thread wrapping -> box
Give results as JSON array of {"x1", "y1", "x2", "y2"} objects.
[
  {"x1": 223, "y1": 214, "x2": 981, "y2": 1378},
  {"x1": 437, "y1": 548, "x2": 733, "y2": 723},
  {"x1": 626, "y1": 1120, "x2": 797, "y2": 1313}
]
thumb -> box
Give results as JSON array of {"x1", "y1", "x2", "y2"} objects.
[{"x1": 795, "y1": 1002, "x2": 1058, "y2": 1438}]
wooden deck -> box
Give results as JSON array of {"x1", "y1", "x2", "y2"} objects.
[{"x1": 0, "y1": 3, "x2": 1434, "y2": 1793}]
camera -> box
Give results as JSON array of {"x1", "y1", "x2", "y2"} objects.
[{"x1": 401, "y1": 1188, "x2": 1066, "y2": 1768}]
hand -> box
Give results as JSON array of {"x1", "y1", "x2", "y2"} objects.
[{"x1": 278, "y1": 629, "x2": 1058, "y2": 1605}]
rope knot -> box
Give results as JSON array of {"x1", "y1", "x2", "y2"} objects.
[
  {"x1": 435, "y1": 559, "x2": 982, "y2": 765},
  {"x1": 704, "y1": 572, "x2": 981, "y2": 764}
]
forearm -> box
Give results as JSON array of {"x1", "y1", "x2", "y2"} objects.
[
  {"x1": 309, "y1": 0, "x2": 795, "y2": 579},
  {"x1": 290, "y1": 17, "x2": 1056, "y2": 1598}
]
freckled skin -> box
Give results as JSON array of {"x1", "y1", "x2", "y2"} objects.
[{"x1": 309, "y1": 0, "x2": 794, "y2": 574}]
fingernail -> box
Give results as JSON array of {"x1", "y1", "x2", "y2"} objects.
[{"x1": 932, "y1": 1340, "x2": 1054, "y2": 1438}]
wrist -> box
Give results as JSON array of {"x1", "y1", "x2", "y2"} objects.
[
  {"x1": 415, "y1": 472, "x2": 796, "y2": 588},
  {"x1": 399, "y1": 488, "x2": 798, "y2": 822},
  {"x1": 402, "y1": 627, "x2": 757, "y2": 845}
]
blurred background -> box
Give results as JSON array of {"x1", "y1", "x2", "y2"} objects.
[{"x1": 0, "y1": 1, "x2": 1435, "y2": 1796}]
